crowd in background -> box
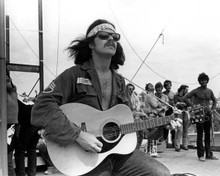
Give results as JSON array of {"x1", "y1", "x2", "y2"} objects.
[
  {"x1": 126, "y1": 80, "x2": 190, "y2": 156},
  {"x1": 126, "y1": 73, "x2": 218, "y2": 162}
]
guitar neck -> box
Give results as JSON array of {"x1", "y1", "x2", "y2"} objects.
[{"x1": 120, "y1": 115, "x2": 175, "y2": 134}]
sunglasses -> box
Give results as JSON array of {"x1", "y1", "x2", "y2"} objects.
[
  {"x1": 96, "y1": 31, "x2": 120, "y2": 42},
  {"x1": 128, "y1": 87, "x2": 134, "y2": 91}
]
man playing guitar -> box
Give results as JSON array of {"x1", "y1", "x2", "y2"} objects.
[
  {"x1": 183, "y1": 72, "x2": 218, "y2": 162},
  {"x1": 31, "y1": 19, "x2": 179, "y2": 176}
]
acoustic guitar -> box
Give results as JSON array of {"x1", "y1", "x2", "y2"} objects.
[{"x1": 46, "y1": 103, "x2": 176, "y2": 176}]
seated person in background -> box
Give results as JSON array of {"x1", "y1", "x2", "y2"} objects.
[
  {"x1": 144, "y1": 83, "x2": 167, "y2": 157},
  {"x1": 126, "y1": 83, "x2": 148, "y2": 149},
  {"x1": 174, "y1": 85, "x2": 190, "y2": 151},
  {"x1": 163, "y1": 80, "x2": 176, "y2": 147},
  {"x1": 155, "y1": 82, "x2": 169, "y2": 116},
  {"x1": 144, "y1": 83, "x2": 166, "y2": 117},
  {"x1": 37, "y1": 130, "x2": 59, "y2": 175},
  {"x1": 154, "y1": 82, "x2": 175, "y2": 142},
  {"x1": 126, "y1": 83, "x2": 147, "y2": 119},
  {"x1": 139, "y1": 91, "x2": 147, "y2": 110}
]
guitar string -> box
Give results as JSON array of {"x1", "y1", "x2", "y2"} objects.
[
  {"x1": 86, "y1": 107, "x2": 203, "y2": 138},
  {"x1": 87, "y1": 118, "x2": 173, "y2": 138}
]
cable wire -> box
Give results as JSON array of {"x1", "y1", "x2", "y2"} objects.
[
  {"x1": 131, "y1": 32, "x2": 164, "y2": 81},
  {"x1": 107, "y1": 3, "x2": 220, "y2": 87},
  {"x1": 108, "y1": 3, "x2": 176, "y2": 83},
  {"x1": 9, "y1": 18, "x2": 56, "y2": 78}
]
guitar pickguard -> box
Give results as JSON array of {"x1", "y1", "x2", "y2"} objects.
[
  {"x1": 98, "y1": 135, "x2": 124, "y2": 153},
  {"x1": 98, "y1": 120, "x2": 124, "y2": 153}
]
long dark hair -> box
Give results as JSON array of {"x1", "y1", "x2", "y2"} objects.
[{"x1": 66, "y1": 19, "x2": 125, "y2": 70}]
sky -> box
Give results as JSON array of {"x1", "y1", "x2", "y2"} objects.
[{"x1": 4, "y1": 0, "x2": 220, "y2": 98}]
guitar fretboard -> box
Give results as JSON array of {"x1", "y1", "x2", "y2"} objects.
[{"x1": 120, "y1": 115, "x2": 175, "y2": 134}]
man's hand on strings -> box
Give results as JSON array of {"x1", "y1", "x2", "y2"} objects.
[{"x1": 76, "y1": 131, "x2": 103, "y2": 153}]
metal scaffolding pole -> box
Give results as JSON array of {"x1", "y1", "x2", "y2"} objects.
[
  {"x1": 0, "y1": 0, "x2": 8, "y2": 175},
  {"x1": 38, "y1": 0, "x2": 44, "y2": 92},
  {"x1": 0, "y1": 0, "x2": 45, "y2": 174}
]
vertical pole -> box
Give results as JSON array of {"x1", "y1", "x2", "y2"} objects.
[
  {"x1": 6, "y1": 15, "x2": 9, "y2": 64},
  {"x1": 38, "y1": 0, "x2": 44, "y2": 92},
  {"x1": 0, "y1": 0, "x2": 8, "y2": 175}
]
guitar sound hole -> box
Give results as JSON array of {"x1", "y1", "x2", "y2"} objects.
[{"x1": 103, "y1": 122, "x2": 120, "y2": 142}]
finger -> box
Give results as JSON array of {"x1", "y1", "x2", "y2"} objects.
[
  {"x1": 87, "y1": 144, "x2": 100, "y2": 153},
  {"x1": 93, "y1": 145, "x2": 102, "y2": 153},
  {"x1": 176, "y1": 118, "x2": 183, "y2": 123},
  {"x1": 90, "y1": 148, "x2": 99, "y2": 153},
  {"x1": 95, "y1": 140, "x2": 103, "y2": 153},
  {"x1": 144, "y1": 114, "x2": 149, "y2": 118},
  {"x1": 171, "y1": 120, "x2": 179, "y2": 129},
  {"x1": 96, "y1": 141, "x2": 103, "y2": 148},
  {"x1": 170, "y1": 121, "x2": 176, "y2": 128},
  {"x1": 134, "y1": 116, "x2": 140, "y2": 120},
  {"x1": 176, "y1": 121, "x2": 182, "y2": 127}
]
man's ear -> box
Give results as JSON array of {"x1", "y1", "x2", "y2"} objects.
[{"x1": 89, "y1": 42, "x2": 94, "y2": 49}]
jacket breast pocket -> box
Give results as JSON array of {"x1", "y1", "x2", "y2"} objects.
[{"x1": 76, "y1": 84, "x2": 97, "y2": 97}]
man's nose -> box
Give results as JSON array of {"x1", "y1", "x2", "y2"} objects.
[{"x1": 108, "y1": 34, "x2": 114, "y2": 40}]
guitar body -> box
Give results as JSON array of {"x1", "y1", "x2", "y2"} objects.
[
  {"x1": 46, "y1": 103, "x2": 137, "y2": 176},
  {"x1": 189, "y1": 105, "x2": 208, "y2": 124}
]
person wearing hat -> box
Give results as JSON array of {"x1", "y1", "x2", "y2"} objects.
[
  {"x1": 183, "y1": 73, "x2": 218, "y2": 162},
  {"x1": 31, "y1": 19, "x2": 175, "y2": 176}
]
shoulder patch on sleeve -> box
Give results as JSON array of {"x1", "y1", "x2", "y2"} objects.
[{"x1": 43, "y1": 81, "x2": 56, "y2": 93}]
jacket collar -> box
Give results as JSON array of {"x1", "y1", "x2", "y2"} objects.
[
  {"x1": 80, "y1": 60, "x2": 93, "y2": 71},
  {"x1": 80, "y1": 60, "x2": 123, "y2": 82}
]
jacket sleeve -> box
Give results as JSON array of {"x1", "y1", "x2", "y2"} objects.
[{"x1": 31, "y1": 69, "x2": 81, "y2": 146}]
